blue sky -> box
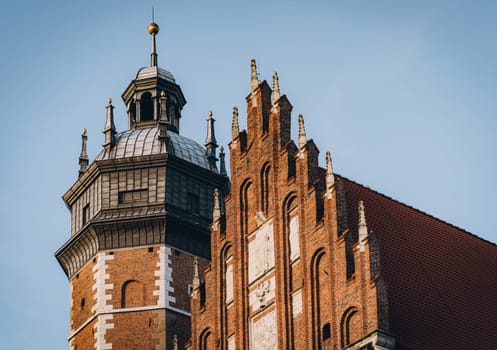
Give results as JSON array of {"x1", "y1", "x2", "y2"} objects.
[{"x1": 1, "y1": 1, "x2": 496, "y2": 349}]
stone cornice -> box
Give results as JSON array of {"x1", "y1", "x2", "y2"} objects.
[
  {"x1": 55, "y1": 212, "x2": 166, "y2": 279},
  {"x1": 345, "y1": 329, "x2": 396, "y2": 350}
]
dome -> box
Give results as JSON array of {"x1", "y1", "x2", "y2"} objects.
[
  {"x1": 95, "y1": 127, "x2": 210, "y2": 170},
  {"x1": 136, "y1": 66, "x2": 176, "y2": 83}
]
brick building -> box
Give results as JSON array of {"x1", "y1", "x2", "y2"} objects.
[
  {"x1": 187, "y1": 62, "x2": 497, "y2": 349},
  {"x1": 56, "y1": 22, "x2": 497, "y2": 350}
]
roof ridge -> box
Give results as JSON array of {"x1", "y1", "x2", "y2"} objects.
[{"x1": 336, "y1": 173, "x2": 497, "y2": 248}]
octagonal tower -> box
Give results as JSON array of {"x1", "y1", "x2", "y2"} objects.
[{"x1": 55, "y1": 22, "x2": 229, "y2": 350}]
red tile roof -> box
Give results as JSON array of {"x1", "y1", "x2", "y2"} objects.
[{"x1": 341, "y1": 176, "x2": 497, "y2": 349}]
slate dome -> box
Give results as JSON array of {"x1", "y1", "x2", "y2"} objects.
[{"x1": 95, "y1": 127, "x2": 210, "y2": 170}]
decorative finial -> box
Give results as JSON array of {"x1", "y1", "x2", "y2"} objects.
[
  {"x1": 103, "y1": 98, "x2": 116, "y2": 152},
  {"x1": 326, "y1": 151, "x2": 335, "y2": 198},
  {"x1": 79, "y1": 128, "x2": 89, "y2": 177},
  {"x1": 148, "y1": 22, "x2": 160, "y2": 35},
  {"x1": 159, "y1": 90, "x2": 168, "y2": 140},
  {"x1": 272, "y1": 71, "x2": 280, "y2": 103},
  {"x1": 213, "y1": 188, "x2": 222, "y2": 223},
  {"x1": 219, "y1": 146, "x2": 227, "y2": 176},
  {"x1": 231, "y1": 106, "x2": 239, "y2": 141},
  {"x1": 173, "y1": 334, "x2": 178, "y2": 350},
  {"x1": 192, "y1": 257, "x2": 200, "y2": 290},
  {"x1": 205, "y1": 111, "x2": 218, "y2": 172},
  {"x1": 82, "y1": 128, "x2": 87, "y2": 136},
  {"x1": 358, "y1": 200, "x2": 368, "y2": 243},
  {"x1": 298, "y1": 113, "x2": 307, "y2": 148},
  {"x1": 251, "y1": 59, "x2": 259, "y2": 90},
  {"x1": 148, "y1": 21, "x2": 160, "y2": 67}
]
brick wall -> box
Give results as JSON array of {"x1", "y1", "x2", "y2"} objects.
[
  {"x1": 70, "y1": 260, "x2": 96, "y2": 332},
  {"x1": 189, "y1": 67, "x2": 383, "y2": 350}
]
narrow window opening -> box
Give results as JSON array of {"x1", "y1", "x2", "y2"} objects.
[
  {"x1": 187, "y1": 193, "x2": 200, "y2": 214},
  {"x1": 287, "y1": 200, "x2": 300, "y2": 262},
  {"x1": 288, "y1": 154, "x2": 296, "y2": 179},
  {"x1": 82, "y1": 204, "x2": 90, "y2": 226},
  {"x1": 322, "y1": 323, "x2": 331, "y2": 341},
  {"x1": 80, "y1": 298, "x2": 85, "y2": 309},
  {"x1": 262, "y1": 113, "x2": 269, "y2": 133},
  {"x1": 220, "y1": 214, "x2": 226, "y2": 234},
  {"x1": 346, "y1": 241, "x2": 355, "y2": 280},
  {"x1": 118, "y1": 189, "x2": 148, "y2": 204},
  {"x1": 148, "y1": 247, "x2": 153, "y2": 253},
  {"x1": 316, "y1": 194, "x2": 324, "y2": 223},
  {"x1": 140, "y1": 92, "x2": 154, "y2": 122},
  {"x1": 130, "y1": 101, "x2": 136, "y2": 122},
  {"x1": 260, "y1": 164, "x2": 270, "y2": 215},
  {"x1": 200, "y1": 282, "x2": 206, "y2": 307}
]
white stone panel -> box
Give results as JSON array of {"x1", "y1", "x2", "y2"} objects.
[
  {"x1": 153, "y1": 246, "x2": 166, "y2": 307},
  {"x1": 70, "y1": 283, "x2": 74, "y2": 332},
  {"x1": 162, "y1": 246, "x2": 176, "y2": 306},
  {"x1": 226, "y1": 258, "x2": 234, "y2": 304},
  {"x1": 94, "y1": 314, "x2": 114, "y2": 350},
  {"x1": 289, "y1": 215, "x2": 300, "y2": 261},
  {"x1": 248, "y1": 222, "x2": 274, "y2": 284},
  {"x1": 249, "y1": 276, "x2": 275, "y2": 311},
  {"x1": 292, "y1": 289, "x2": 302, "y2": 317},
  {"x1": 227, "y1": 334, "x2": 235, "y2": 350},
  {"x1": 92, "y1": 253, "x2": 115, "y2": 314},
  {"x1": 250, "y1": 308, "x2": 278, "y2": 350}
]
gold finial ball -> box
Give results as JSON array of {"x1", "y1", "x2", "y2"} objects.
[
  {"x1": 108, "y1": 97, "x2": 112, "y2": 104},
  {"x1": 160, "y1": 90, "x2": 166, "y2": 97},
  {"x1": 208, "y1": 111, "x2": 213, "y2": 117},
  {"x1": 148, "y1": 22, "x2": 160, "y2": 35},
  {"x1": 82, "y1": 128, "x2": 87, "y2": 136}
]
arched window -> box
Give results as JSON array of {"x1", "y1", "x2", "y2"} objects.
[
  {"x1": 240, "y1": 180, "x2": 253, "y2": 234},
  {"x1": 223, "y1": 245, "x2": 234, "y2": 305},
  {"x1": 121, "y1": 280, "x2": 144, "y2": 308},
  {"x1": 140, "y1": 92, "x2": 154, "y2": 122},
  {"x1": 284, "y1": 195, "x2": 299, "y2": 261},
  {"x1": 311, "y1": 249, "x2": 326, "y2": 350},
  {"x1": 220, "y1": 244, "x2": 233, "y2": 346},
  {"x1": 341, "y1": 307, "x2": 360, "y2": 348},
  {"x1": 260, "y1": 163, "x2": 271, "y2": 215},
  {"x1": 199, "y1": 328, "x2": 212, "y2": 350}
]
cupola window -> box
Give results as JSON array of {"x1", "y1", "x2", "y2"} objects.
[
  {"x1": 140, "y1": 92, "x2": 154, "y2": 122},
  {"x1": 129, "y1": 101, "x2": 136, "y2": 121}
]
